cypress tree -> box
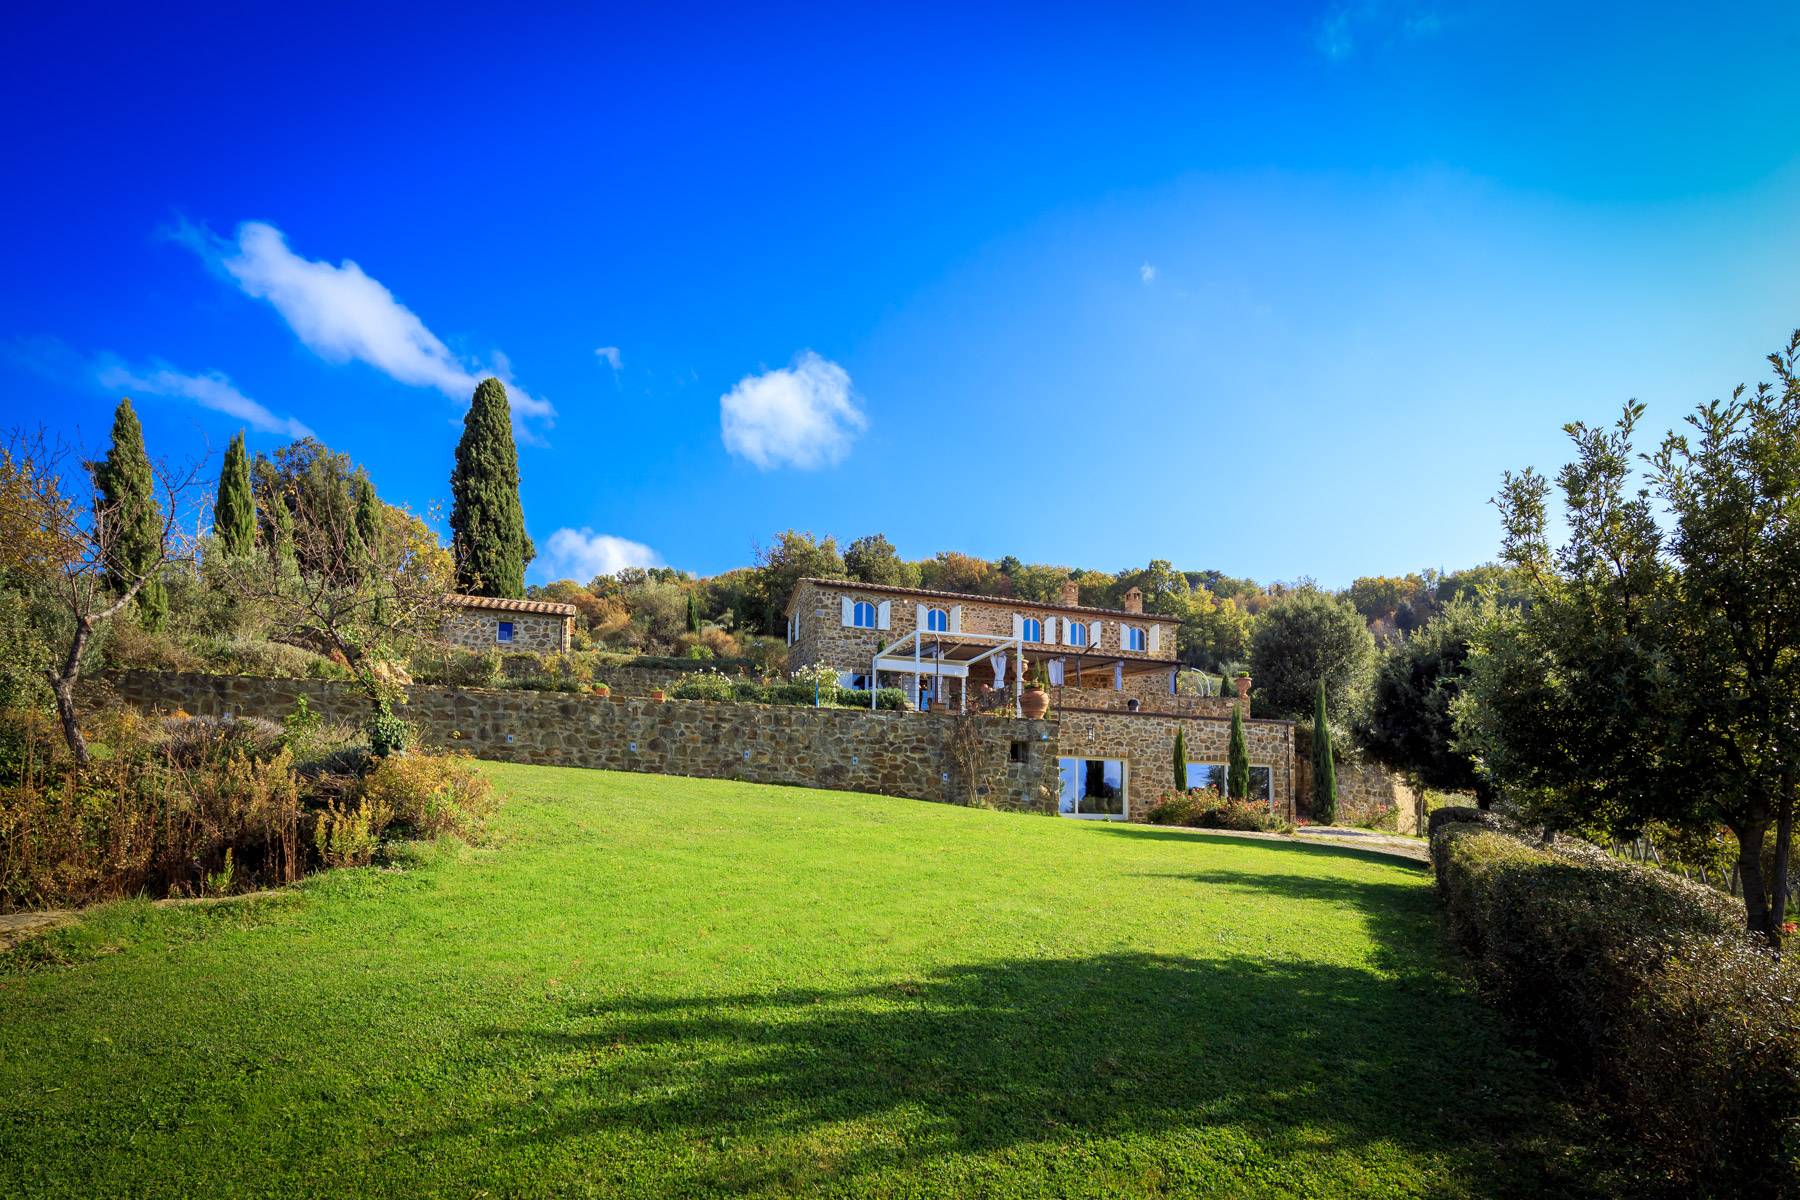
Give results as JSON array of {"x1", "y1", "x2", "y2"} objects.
[
  {"x1": 270, "y1": 491, "x2": 297, "y2": 574},
  {"x1": 213, "y1": 430, "x2": 256, "y2": 557},
  {"x1": 1172, "y1": 726, "x2": 1188, "y2": 791},
  {"x1": 1227, "y1": 705, "x2": 1250, "y2": 802},
  {"x1": 1312, "y1": 678, "x2": 1339, "y2": 824},
  {"x1": 353, "y1": 470, "x2": 380, "y2": 556},
  {"x1": 686, "y1": 591, "x2": 702, "y2": 634},
  {"x1": 92, "y1": 397, "x2": 166, "y2": 629},
  {"x1": 449, "y1": 378, "x2": 533, "y2": 598}
]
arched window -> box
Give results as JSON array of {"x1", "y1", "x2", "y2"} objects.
[
  {"x1": 925, "y1": 607, "x2": 950, "y2": 632},
  {"x1": 1125, "y1": 625, "x2": 1146, "y2": 652},
  {"x1": 852, "y1": 601, "x2": 878, "y2": 628},
  {"x1": 1068, "y1": 622, "x2": 1088, "y2": 648},
  {"x1": 1020, "y1": 617, "x2": 1042, "y2": 642}
]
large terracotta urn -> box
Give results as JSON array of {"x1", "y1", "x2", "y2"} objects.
[{"x1": 1020, "y1": 686, "x2": 1050, "y2": 720}]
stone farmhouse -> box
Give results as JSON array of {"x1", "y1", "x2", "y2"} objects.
[
  {"x1": 441, "y1": 593, "x2": 577, "y2": 653},
  {"x1": 785, "y1": 577, "x2": 1296, "y2": 820}
]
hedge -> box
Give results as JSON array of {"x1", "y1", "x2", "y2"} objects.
[{"x1": 1431, "y1": 810, "x2": 1800, "y2": 1196}]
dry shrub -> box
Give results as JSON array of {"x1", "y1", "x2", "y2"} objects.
[
  {"x1": 312, "y1": 796, "x2": 390, "y2": 868},
  {"x1": 359, "y1": 753, "x2": 494, "y2": 841}
]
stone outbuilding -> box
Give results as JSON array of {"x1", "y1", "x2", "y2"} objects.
[{"x1": 440, "y1": 593, "x2": 576, "y2": 653}]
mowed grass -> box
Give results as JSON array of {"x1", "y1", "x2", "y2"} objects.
[{"x1": 0, "y1": 764, "x2": 1575, "y2": 1198}]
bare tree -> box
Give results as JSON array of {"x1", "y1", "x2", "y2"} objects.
[
  {"x1": 222, "y1": 472, "x2": 452, "y2": 720},
  {"x1": 4, "y1": 428, "x2": 202, "y2": 764}
]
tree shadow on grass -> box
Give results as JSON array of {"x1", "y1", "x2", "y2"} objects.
[
  {"x1": 418, "y1": 952, "x2": 1587, "y2": 1197},
  {"x1": 1091, "y1": 823, "x2": 1429, "y2": 870}
]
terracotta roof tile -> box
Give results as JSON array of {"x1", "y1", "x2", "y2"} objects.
[
  {"x1": 787, "y1": 577, "x2": 1180, "y2": 622},
  {"x1": 444, "y1": 593, "x2": 578, "y2": 617}
]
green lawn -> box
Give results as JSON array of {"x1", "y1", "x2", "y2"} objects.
[{"x1": 0, "y1": 764, "x2": 1575, "y2": 1198}]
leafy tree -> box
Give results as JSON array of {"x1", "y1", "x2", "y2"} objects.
[
  {"x1": 1458, "y1": 332, "x2": 1800, "y2": 943},
  {"x1": 1248, "y1": 587, "x2": 1376, "y2": 720},
  {"x1": 1172, "y1": 725, "x2": 1188, "y2": 791},
  {"x1": 917, "y1": 551, "x2": 992, "y2": 595},
  {"x1": 212, "y1": 430, "x2": 255, "y2": 558},
  {"x1": 1227, "y1": 706, "x2": 1250, "y2": 801},
  {"x1": 1312, "y1": 679, "x2": 1338, "y2": 824},
  {"x1": 91, "y1": 398, "x2": 166, "y2": 629},
  {"x1": 750, "y1": 530, "x2": 843, "y2": 634},
  {"x1": 844, "y1": 534, "x2": 917, "y2": 586},
  {"x1": 1361, "y1": 596, "x2": 1492, "y2": 805},
  {"x1": 449, "y1": 378, "x2": 533, "y2": 597}
]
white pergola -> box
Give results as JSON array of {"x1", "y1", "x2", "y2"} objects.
[{"x1": 870, "y1": 627, "x2": 1027, "y2": 716}]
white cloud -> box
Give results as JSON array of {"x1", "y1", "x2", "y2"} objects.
[
  {"x1": 1139, "y1": 261, "x2": 1158, "y2": 284},
  {"x1": 595, "y1": 346, "x2": 622, "y2": 370},
  {"x1": 176, "y1": 219, "x2": 553, "y2": 434},
  {"x1": 719, "y1": 351, "x2": 866, "y2": 470},
  {"x1": 537, "y1": 527, "x2": 661, "y2": 583},
  {"x1": 95, "y1": 359, "x2": 314, "y2": 439}
]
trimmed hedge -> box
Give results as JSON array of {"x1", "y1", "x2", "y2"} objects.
[{"x1": 1432, "y1": 811, "x2": 1800, "y2": 1196}]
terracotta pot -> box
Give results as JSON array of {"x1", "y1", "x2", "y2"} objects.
[
  {"x1": 1020, "y1": 687, "x2": 1049, "y2": 720},
  {"x1": 592, "y1": 686, "x2": 611, "y2": 700},
  {"x1": 650, "y1": 688, "x2": 667, "y2": 703}
]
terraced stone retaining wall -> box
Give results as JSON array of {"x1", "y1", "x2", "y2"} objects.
[{"x1": 91, "y1": 671, "x2": 1060, "y2": 813}]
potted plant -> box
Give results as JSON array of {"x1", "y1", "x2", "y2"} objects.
[
  {"x1": 649, "y1": 686, "x2": 667, "y2": 703},
  {"x1": 591, "y1": 682, "x2": 611, "y2": 700},
  {"x1": 1020, "y1": 662, "x2": 1051, "y2": 720}
]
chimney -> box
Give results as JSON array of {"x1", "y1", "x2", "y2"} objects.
[
  {"x1": 1060, "y1": 577, "x2": 1081, "y2": 607},
  {"x1": 1122, "y1": 586, "x2": 1143, "y2": 614}
]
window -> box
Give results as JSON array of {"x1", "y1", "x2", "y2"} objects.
[
  {"x1": 925, "y1": 607, "x2": 950, "y2": 632},
  {"x1": 1185, "y1": 762, "x2": 1274, "y2": 804},
  {"x1": 852, "y1": 601, "x2": 878, "y2": 628},
  {"x1": 1059, "y1": 757, "x2": 1127, "y2": 818},
  {"x1": 496, "y1": 621, "x2": 514, "y2": 644},
  {"x1": 1009, "y1": 740, "x2": 1028, "y2": 763},
  {"x1": 838, "y1": 671, "x2": 870, "y2": 691},
  {"x1": 1124, "y1": 625, "x2": 1146, "y2": 652},
  {"x1": 1020, "y1": 617, "x2": 1042, "y2": 642},
  {"x1": 1067, "y1": 622, "x2": 1088, "y2": 648}
]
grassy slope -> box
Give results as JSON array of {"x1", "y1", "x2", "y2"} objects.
[{"x1": 0, "y1": 764, "x2": 1572, "y2": 1198}]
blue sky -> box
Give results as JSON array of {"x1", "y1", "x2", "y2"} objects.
[{"x1": 5, "y1": 2, "x2": 1799, "y2": 587}]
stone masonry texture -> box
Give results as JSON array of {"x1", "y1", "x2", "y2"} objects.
[{"x1": 90, "y1": 671, "x2": 1295, "y2": 819}]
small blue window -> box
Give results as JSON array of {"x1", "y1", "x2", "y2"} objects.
[
  {"x1": 1068, "y1": 622, "x2": 1088, "y2": 648},
  {"x1": 852, "y1": 602, "x2": 878, "y2": 629},
  {"x1": 496, "y1": 621, "x2": 514, "y2": 644},
  {"x1": 1125, "y1": 626, "x2": 1146, "y2": 652},
  {"x1": 1021, "y1": 617, "x2": 1042, "y2": 643},
  {"x1": 925, "y1": 607, "x2": 949, "y2": 632}
]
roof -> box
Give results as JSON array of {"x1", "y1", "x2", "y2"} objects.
[
  {"x1": 787, "y1": 577, "x2": 1180, "y2": 623},
  {"x1": 444, "y1": 593, "x2": 578, "y2": 618}
]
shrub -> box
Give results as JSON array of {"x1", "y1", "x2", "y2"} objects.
[
  {"x1": 365, "y1": 702, "x2": 410, "y2": 758},
  {"x1": 359, "y1": 753, "x2": 494, "y2": 841},
  {"x1": 670, "y1": 668, "x2": 735, "y2": 701},
  {"x1": 1141, "y1": 787, "x2": 1284, "y2": 833},
  {"x1": 1431, "y1": 814, "x2": 1800, "y2": 1195},
  {"x1": 313, "y1": 797, "x2": 387, "y2": 869}
]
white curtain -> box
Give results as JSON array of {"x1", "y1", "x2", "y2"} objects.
[
  {"x1": 1114, "y1": 662, "x2": 1124, "y2": 690},
  {"x1": 1048, "y1": 658, "x2": 1065, "y2": 686},
  {"x1": 993, "y1": 653, "x2": 1008, "y2": 689}
]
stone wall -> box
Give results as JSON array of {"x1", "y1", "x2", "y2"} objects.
[
  {"x1": 1053, "y1": 707, "x2": 1296, "y2": 821},
  {"x1": 1049, "y1": 686, "x2": 1240, "y2": 720},
  {"x1": 92, "y1": 671, "x2": 1061, "y2": 814},
  {"x1": 440, "y1": 607, "x2": 570, "y2": 653},
  {"x1": 1294, "y1": 755, "x2": 1421, "y2": 834}
]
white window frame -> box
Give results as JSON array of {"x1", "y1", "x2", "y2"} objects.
[
  {"x1": 852, "y1": 601, "x2": 879, "y2": 629},
  {"x1": 1186, "y1": 762, "x2": 1276, "y2": 806},
  {"x1": 1067, "y1": 621, "x2": 1088, "y2": 648},
  {"x1": 1020, "y1": 617, "x2": 1042, "y2": 643},
  {"x1": 1124, "y1": 625, "x2": 1146, "y2": 652},
  {"x1": 496, "y1": 620, "x2": 515, "y2": 644},
  {"x1": 1057, "y1": 756, "x2": 1129, "y2": 820},
  {"x1": 925, "y1": 607, "x2": 950, "y2": 633}
]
